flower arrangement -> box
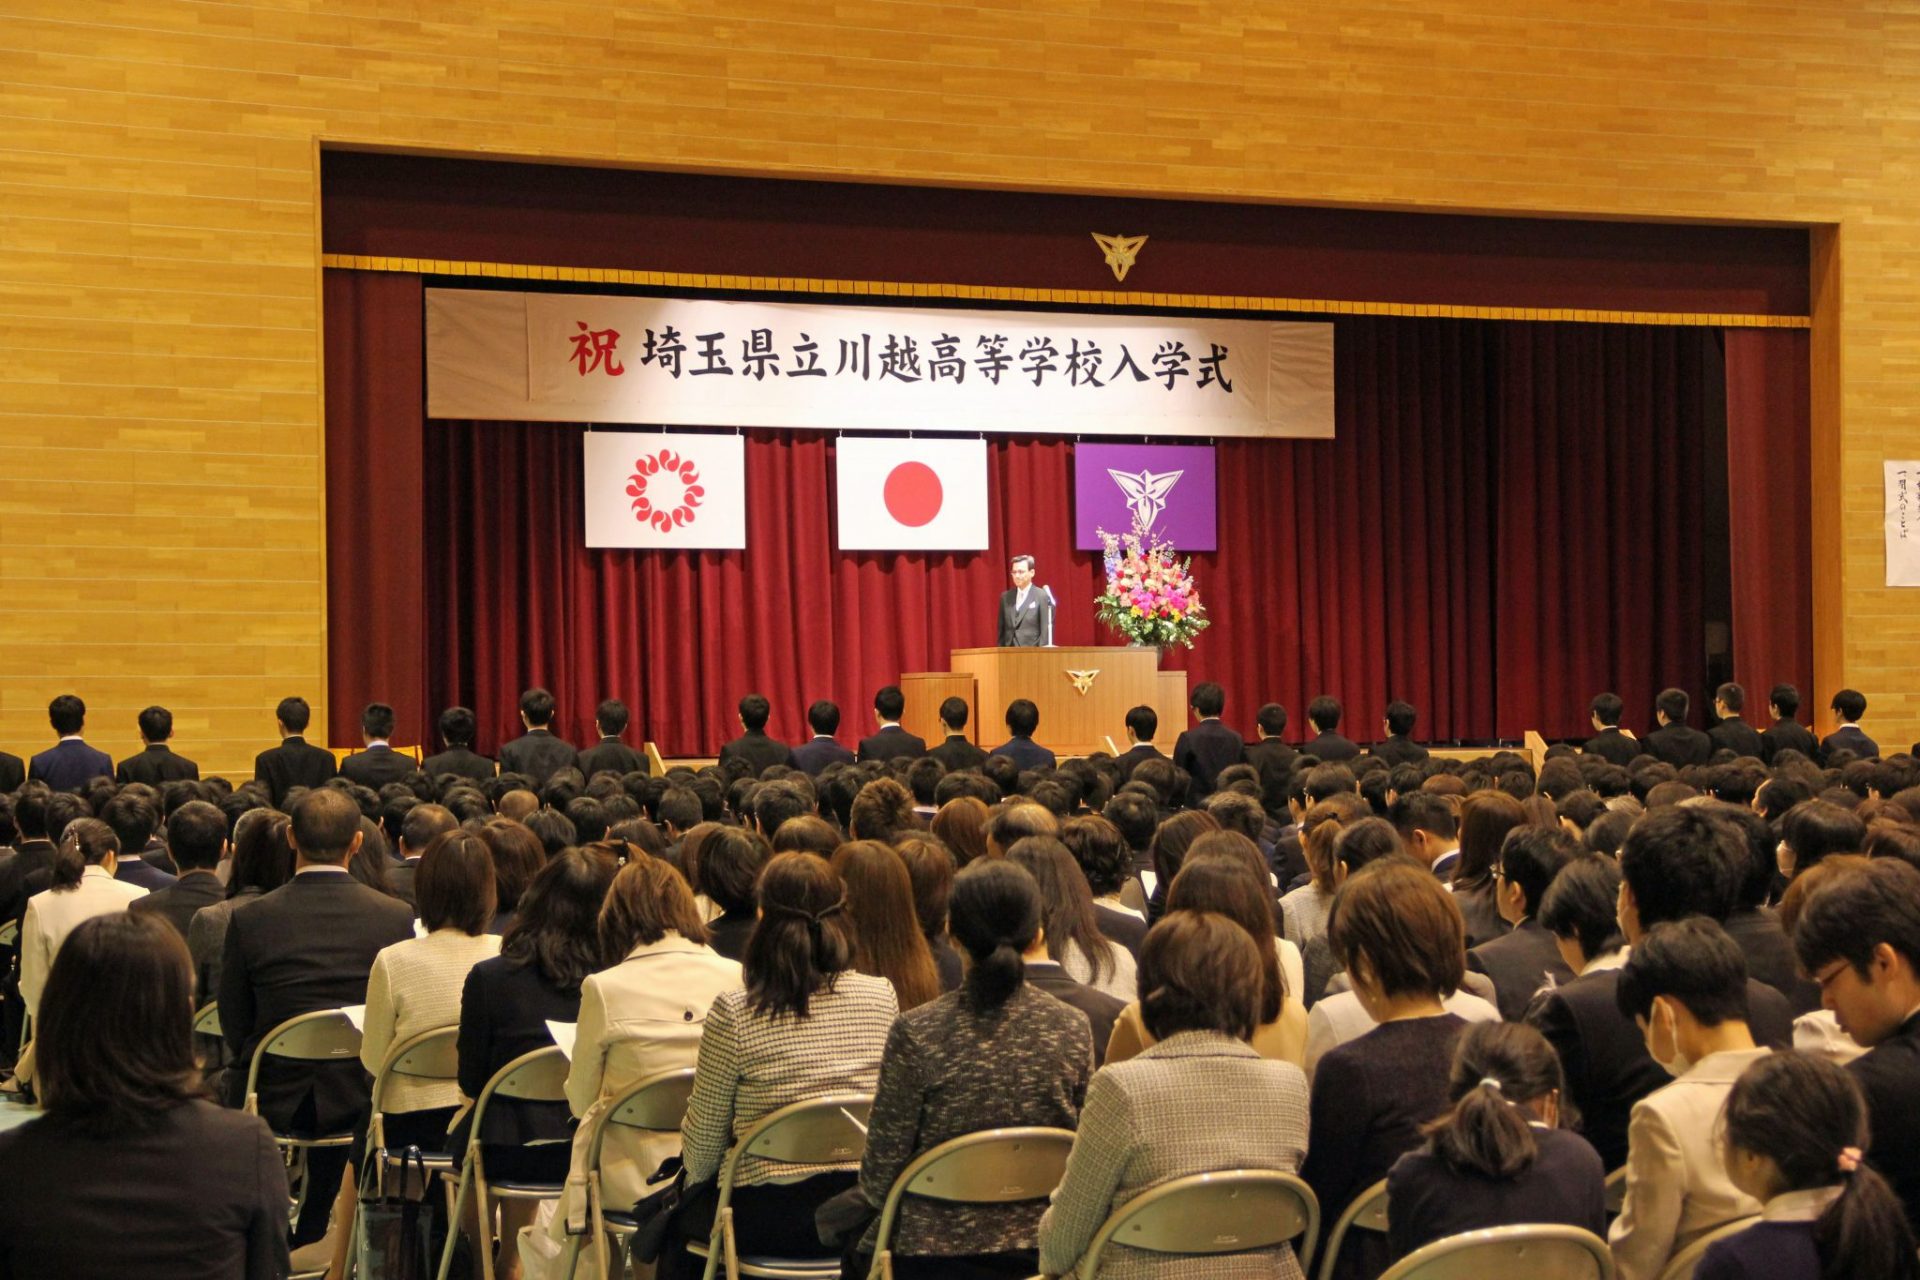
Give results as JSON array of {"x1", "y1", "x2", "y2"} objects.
[{"x1": 1096, "y1": 516, "x2": 1211, "y2": 649}]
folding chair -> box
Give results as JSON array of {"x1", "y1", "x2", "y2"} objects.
[
  {"x1": 438, "y1": 1045, "x2": 571, "y2": 1280},
  {"x1": 1076, "y1": 1168, "x2": 1320, "y2": 1280},
  {"x1": 1317, "y1": 1177, "x2": 1389, "y2": 1280},
  {"x1": 865, "y1": 1126, "x2": 1075, "y2": 1280},
  {"x1": 242, "y1": 1008, "x2": 363, "y2": 1233},
  {"x1": 688, "y1": 1093, "x2": 874, "y2": 1280},
  {"x1": 560, "y1": 1067, "x2": 698, "y2": 1280},
  {"x1": 1656, "y1": 1216, "x2": 1759, "y2": 1280},
  {"x1": 348, "y1": 1025, "x2": 462, "y2": 1270},
  {"x1": 1377, "y1": 1223, "x2": 1614, "y2": 1280},
  {"x1": 192, "y1": 1001, "x2": 222, "y2": 1038}
]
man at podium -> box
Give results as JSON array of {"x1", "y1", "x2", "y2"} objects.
[{"x1": 997, "y1": 554, "x2": 1053, "y2": 647}]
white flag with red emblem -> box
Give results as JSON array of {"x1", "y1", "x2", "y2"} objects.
[
  {"x1": 584, "y1": 431, "x2": 747, "y2": 549},
  {"x1": 835, "y1": 436, "x2": 989, "y2": 551}
]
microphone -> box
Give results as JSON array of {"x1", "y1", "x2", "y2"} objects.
[{"x1": 1042, "y1": 584, "x2": 1056, "y2": 646}]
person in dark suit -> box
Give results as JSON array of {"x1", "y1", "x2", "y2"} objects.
[
  {"x1": 996, "y1": 553, "x2": 1052, "y2": 647},
  {"x1": 101, "y1": 791, "x2": 176, "y2": 891},
  {"x1": 129, "y1": 800, "x2": 228, "y2": 938},
  {"x1": 252, "y1": 695, "x2": 338, "y2": 806},
  {"x1": 1171, "y1": 682, "x2": 1246, "y2": 799},
  {"x1": 1110, "y1": 705, "x2": 1166, "y2": 780},
  {"x1": 497, "y1": 686, "x2": 579, "y2": 784},
  {"x1": 857, "y1": 686, "x2": 927, "y2": 762},
  {"x1": 0, "y1": 750, "x2": 22, "y2": 795},
  {"x1": 1642, "y1": 688, "x2": 1714, "y2": 766},
  {"x1": 337, "y1": 701, "x2": 417, "y2": 789},
  {"x1": 1759, "y1": 684, "x2": 1818, "y2": 763},
  {"x1": 576, "y1": 697, "x2": 647, "y2": 778},
  {"x1": 718, "y1": 693, "x2": 795, "y2": 778},
  {"x1": 1583, "y1": 692, "x2": 1644, "y2": 765},
  {"x1": 926, "y1": 696, "x2": 988, "y2": 772},
  {"x1": 385, "y1": 803, "x2": 457, "y2": 910},
  {"x1": 989, "y1": 698, "x2": 1057, "y2": 772},
  {"x1": 793, "y1": 699, "x2": 857, "y2": 776},
  {"x1": 1706, "y1": 682, "x2": 1766, "y2": 759},
  {"x1": 114, "y1": 705, "x2": 201, "y2": 786},
  {"x1": 1244, "y1": 703, "x2": 1297, "y2": 816},
  {"x1": 1024, "y1": 944, "x2": 1126, "y2": 1067},
  {"x1": 1468, "y1": 826, "x2": 1578, "y2": 1021},
  {"x1": 219, "y1": 787, "x2": 415, "y2": 1245},
  {"x1": 421, "y1": 705, "x2": 496, "y2": 783},
  {"x1": 26, "y1": 694, "x2": 113, "y2": 793},
  {"x1": 1819, "y1": 688, "x2": 1879, "y2": 764},
  {"x1": 1717, "y1": 805, "x2": 1821, "y2": 1015},
  {"x1": 1299, "y1": 693, "x2": 1360, "y2": 763},
  {"x1": 1371, "y1": 699, "x2": 1431, "y2": 767}
]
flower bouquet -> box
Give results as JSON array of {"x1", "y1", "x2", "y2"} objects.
[{"x1": 1095, "y1": 516, "x2": 1210, "y2": 650}]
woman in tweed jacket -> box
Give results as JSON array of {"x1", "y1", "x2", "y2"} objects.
[{"x1": 1039, "y1": 912, "x2": 1312, "y2": 1280}]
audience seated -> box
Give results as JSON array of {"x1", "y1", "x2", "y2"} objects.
[
  {"x1": 388, "y1": 801, "x2": 457, "y2": 909},
  {"x1": 129, "y1": 799, "x2": 228, "y2": 938},
  {"x1": 1467, "y1": 825, "x2": 1579, "y2": 1020},
  {"x1": 1451, "y1": 790, "x2": 1526, "y2": 949},
  {"x1": 187, "y1": 810, "x2": 291, "y2": 1004},
  {"x1": 833, "y1": 839, "x2": 941, "y2": 1011},
  {"x1": 475, "y1": 816, "x2": 545, "y2": 933},
  {"x1": 893, "y1": 834, "x2": 964, "y2": 990},
  {"x1": 1301, "y1": 816, "x2": 1409, "y2": 1005},
  {"x1": 102, "y1": 791, "x2": 174, "y2": 889},
  {"x1": 692, "y1": 825, "x2": 769, "y2": 961},
  {"x1": 1007, "y1": 835, "x2": 1136, "y2": 1002},
  {"x1": 19, "y1": 819, "x2": 147, "y2": 1034},
  {"x1": 1060, "y1": 814, "x2": 1148, "y2": 957}
]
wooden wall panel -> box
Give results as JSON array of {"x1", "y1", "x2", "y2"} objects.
[{"x1": 2, "y1": 0, "x2": 1916, "y2": 775}]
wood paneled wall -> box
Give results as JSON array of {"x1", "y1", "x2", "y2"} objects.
[{"x1": 2, "y1": 0, "x2": 1912, "y2": 775}]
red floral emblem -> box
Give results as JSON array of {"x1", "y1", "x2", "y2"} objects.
[{"x1": 625, "y1": 449, "x2": 704, "y2": 532}]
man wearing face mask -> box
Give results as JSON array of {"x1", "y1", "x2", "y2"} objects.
[{"x1": 1607, "y1": 919, "x2": 1771, "y2": 1280}]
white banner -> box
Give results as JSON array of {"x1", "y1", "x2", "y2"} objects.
[
  {"x1": 426, "y1": 288, "x2": 1334, "y2": 439},
  {"x1": 1889, "y1": 461, "x2": 1920, "y2": 587},
  {"x1": 583, "y1": 431, "x2": 746, "y2": 549},
  {"x1": 836, "y1": 437, "x2": 989, "y2": 551}
]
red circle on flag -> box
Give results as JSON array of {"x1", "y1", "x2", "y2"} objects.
[{"x1": 883, "y1": 461, "x2": 943, "y2": 528}]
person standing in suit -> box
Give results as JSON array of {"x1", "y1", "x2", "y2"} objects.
[
  {"x1": 496, "y1": 686, "x2": 579, "y2": 784},
  {"x1": 218, "y1": 787, "x2": 414, "y2": 1245},
  {"x1": 129, "y1": 800, "x2": 227, "y2": 939},
  {"x1": 1760, "y1": 684, "x2": 1819, "y2": 763},
  {"x1": 421, "y1": 705, "x2": 496, "y2": 783},
  {"x1": 926, "y1": 696, "x2": 988, "y2": 772},
  {"x1": 1171, "y1": 682, "x2": 1246, "y2": 799},
  {"x1": 989, "y1": 698, "x2": 1057, "y2": 772},
  {"x1": 718, "y1": 692, "x2": 796, "y2": 777},
  {"x1": 1244, "y1": 702, "x2": 1298, "y2": 816},
  {"x1": 0, "y1": 749, "x2": 22, "y2": 795},
  {"x1": 26, "y1": 695, "x2": 112, "y2": 793},
  {"x1": 1707, "y1": 683, "x2": 1766, "y2": 759},
  {"x1": 1300, "y1": 694, "x2": 1361, "y2": 763},
  {"x1": 1468, "y1": 826, "x2": 1579, "y2": 1021},
  {"x1": 996, "y1": 553, "x2": 1052, "y2": 647},
  {"x1": 1372, "y1": 700, "x2": 1431, "y2": 767},
  {"x1": 575, "y1": 697, "x2": 647, "y2": 778},
  {"x1": 1111, "y1": 705, "x2": 1166, "y2": 780},
  {"x1": 857, "y1": 686, "x2": 927, "y2": 762},
  {"x1": 114, "y1": 705, "x2": 201, "y2": 786},
  {"x1": 793, "y1": 699, "x2": 857, "y2": 776},
  {"x1": 1819, "y1": 689, "x2": 1879, "y2": 763},
  {"x1": 252, "y1": 695, "x2": 338, "y2": 805},
  {"x1": 337, "y1": 702, "x2": 416, "y2": 789},
  {"x1": 1643, "y1": 689, "x2": 1714, "y2": 767},
  {"x1": 1584, "y1": 692, "x2": 1644, "y2": 765}
]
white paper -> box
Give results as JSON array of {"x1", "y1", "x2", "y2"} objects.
[
  {"x1": 546, "y1": 1020, "x2": 578, "y2": 1061},
  {"x1": 339, "y1": 1004, "x2": 367, "y2": 1032},
  {"x1": 1887, "y1": 461, "x2": 1920, "y2": 587}
]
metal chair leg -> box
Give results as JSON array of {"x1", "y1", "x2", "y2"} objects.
[{"x1": 437, "y1": 1155, "x2": 475, "y2": 1280}]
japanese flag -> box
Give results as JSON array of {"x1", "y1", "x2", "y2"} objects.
[
  {"x1": 584, "y1": 430, "x2": 747, "y2": 549},
  {"x1": 836, "y1": 436, "x2": 989, "y2": 551}
]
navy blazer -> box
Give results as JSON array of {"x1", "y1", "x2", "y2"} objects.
[
  {"x1": 792, "y1": 735, "x2": 856, "y2": 776},
  {"x1": 1819, "y1": 724, "x2": 1880, "y2": 764},
  {"x1": 27, "y1": 739, "x2": 113, "y2": 793},
  {"x1": 989, "y1": 735, "x2": 1057, "y2": 771},
  {"x1": 857, "y1": 724, "x2": 927, "y2": 762},
  {"x1": 1300, "y1": 730, "x2": 1360, "y2": 763},
  {"x1": 1173, "y1": 718, "x2": 1248, "y2": 797}
]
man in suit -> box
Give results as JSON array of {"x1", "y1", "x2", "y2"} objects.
[
  {"x1": 927, "y1": 696, "x2": 989, "y2": 772},
  {"x1": 1171, "y1": 682, "x2": 1246, "y2": 800},
  {"x1": 989, "y1": 698, "x2": 1057, "y2": 771},
  {"x1": 1704, "y1": 682, "x2": 1764, "y2": 759},
  {"x1": 1112, "y1": 705, "x2": 1165, "y2": 780},
  {"x1": 27, "y1": 695, "x2": 112, "y2": 793},
  {"x1": 220, "y1": 787, "x2": 414, "y2": 1245},
  {"x1": 1370, "y1": 699, "x2": 1430, "y2": 767},
  {"x1": 577, "y1": 698, "x2": 647, "y2": 778},
  {"x1": 338, "y1": 702, "x2": 417, "y2": 789},
  {"x1": 1758, "y1": 683, "x2": 1818, "y2": 762},
  {"x1": 996, "y1": 553, "x2": 1052, "y2": 647},
  {"x1": 253, "y1": 695, "x2": 339, "y2": 805},
  {"x1": 793, "y1": 699, "x2": 857, "y2": 776},
  {"x1": 102, "y1": 791, "x2": 175, "y2": 891},
  {"x1": 1299, "y1": 694, "x2": 1360, "y2": 763},
  {"x1": 718, "y1": 693, "x2": 795, "y2": 778},
  {"x1": 0, "y1": 789, "x2": 56, "y2": 1059},
  {"x1": 129, "y1": 800, "x2": 227, "y2": 938},
  {"x1": 386, "y1": 802, "x2": 457, "y2": 910},
  {"x1": 1021, "y1": 925, "x2": 1125, "y2": 1066},
  {"x1": 857, "y1": 686, "x2": 927, "y2": 762},
  {"x1": 421, "y1": 705, "x2": 496, "y2": 783},
  {"x1": 1468, "y1": 825, "x2": 1578, "y2": 1020},
  {"x1": 1243, "y1": 702, "x2": 1297, "y2": 816},
  {"x1": 114, "y1": 704, "x2": 200, "y2": 786},
  {"x1": 1392, "y1": 791, "x2": 1461, "y2": 881},
  {"x1": 1642, "y1": 688, "x2": 1713, "y2": 767},
  {"x1": 1819, "y1": 687, "x2": 1879, "y2": 763},
  {"x1": 1583, "y1": 692, "x2": 1643, "y2": 765},
  {"x1": 497, "y1": 686, "x2": 579, "y2": 784}
]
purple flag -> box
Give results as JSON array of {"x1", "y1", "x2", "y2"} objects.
[{"x1": 1075, "y1": 443, "x2": 1217, "y2": 550}]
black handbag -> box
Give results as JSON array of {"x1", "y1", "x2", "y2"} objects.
[
  {"x1": 625, "y1": 1154, "x2": 690, "y2": 1265},
  {"x1": 356, "y1": 1145, "x2": 435, "y2": 1280}
]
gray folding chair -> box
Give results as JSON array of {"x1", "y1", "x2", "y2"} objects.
[
  {"x1": 347, "y1": 1025, "x2": 461, "y2": 1272},
  {"x1": 865, "y1": 1127, "x2": 1076, "y2": 1280},
  {"x1": 688, "y1": 1093, "x2": 874, "y2": 1280},
  {"x1": 242, "y1": 1008, "x2": 362, "y2": 1231},
  {"x1": 438, "y1": 1045, "x2": 571, "y2": 1280},
  {"x1": 1656, "y1": 1216, "x2": 1759, "y2": 1280},
  {"x1": 560, "y1": 1067, "x2": 698, "y2": 1280},
  {"x1": 1378, "y1": 1223, "x2": 1614, "y2": 1280},
  {"x1": 192, "y1": 1001, "x2": 222, "y2": 1038},
  {"x1": 1076, "y1": 1168, "x2": 1320, "y2": 1280},
  {"x1": 1317, "y1": 1177, "x2": 1388, "y2": 1280}
]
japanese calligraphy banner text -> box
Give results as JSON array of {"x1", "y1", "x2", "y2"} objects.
[{"x1": 425, "y1": 288, "x2": 1334, "y2": 439}]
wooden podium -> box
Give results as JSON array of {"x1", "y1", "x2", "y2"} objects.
[{"x1": 902, "y1": 647, "x2": 1189, "y2": 758}]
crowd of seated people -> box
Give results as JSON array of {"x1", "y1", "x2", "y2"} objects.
[{"x1": 0, "y1": 678, "x2": 1917, "y2": 1280}]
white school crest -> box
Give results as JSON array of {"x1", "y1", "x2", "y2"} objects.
[{"x1": 1108, "y1": 467, "x2": 1184, "y2": 531}]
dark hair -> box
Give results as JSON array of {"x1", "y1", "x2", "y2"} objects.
[
  {"x1": 277, "y1": 695, "x2": 312, "y2": 733},
  {"x1": 1060, "y1": 815, "x2": 1131, "y2": 898},
  {"x1": 931, "y1": 797, "x2": 991, "y2": 866},
  {"x1": 1007, "y1": 835, "x2": 1117, "y2": 985},
  {"x1": 1422, "y1": 1022, "x2": 1566, "y2": 1179},
  {"x1": 502, "y1": 846, "x2": 617, "y2": 992},
  {"x1": 361, "y1": 702, "x2": 396, "y2": 740},
  {"x1": 289, "y1": 787, "x2": 362, "y2": 863},
  {"x1": 906, "y1": 757, "x2": 946, "y2": 807},
  {"x1": 165, "y1": 800, "x2": 226, "y2": 871},
  {"x1": 1497, "y1": 825, "x2": 1580, "y2": 918},
  {"x1": 737, "y1": 694, "x2": 771, "y2": 732},
  {"x1": 100, "y1": 792, "x2": 158, "y2": 863},
  {"x1": 1256, "y1": 703, "x2": 1288, "y2": 736},
  {"x1": 1138, "y1": 911, "x2": 1262, "y2": 1041},
  {"x1": 1832, "y1": 689, "x2": 1868, "y2": 723},
  {"x1": 1203, "y1": 790, "x2": 1265, "y2": 842},
  {"x1": 1618, "y1": 805, "x2": 1742, "y2": 925},
  {"x1": 1385, "y1": 700, "x2": 1417, "y2": 737},
  {"x1": 439, "y1": 706, "x2": 476, "y2": 747},
  {"x1": 874, "y1": 685, "x2": 906, "y2": 722},
  {"x1": 1004, "y1": 698, "x2": 1040, "y2": 738},
  {"x1": 1391, "y1": 791, "x2": 1458, "y2": 842},
  {"x1": 477, "y1": 817, "x2": 546, "y2": 915},
  {"x1": 772, "y1": 814, "x2": 841, "y2": 858},
  {"x1": 698, "y1": 826, "x2": 770, "y2": 915},
  {"x1": 1656, "y1": 688, "x2": 1690, "y2": 724},
  {"x1": 1101, "y1": 790, "x2": 1158, "y2": 854},
  {"x1": 1772, "y1": 684, "x2": 1803, "y2": 718},
  {"x1": 1722, "y1": 1052, "x2": 1918, "y2": 1280},
  {"x1": 657, "y1": 786, "x2": 701, "y2": 834},
  {"x1": 744, "y1": 853, "x2": 856, "y2": 1019},
  {"x1": 1716, "y1": 682, "x2": 1746, "y2": 713},
  {"x1": 1328, "y1": 859, "x2": 1466, "y2": 999},
  {"x1": 415, "y1": 830, "x2": 498, "y2": 934},
  {"x1": 1794, "y1": 857, "x2": 1920, "y2": 980},
  {"x1": 849, "y1": 777, "x2": 915, "y2": 843},
  {"x1": 1304, "y1": 762, "x2": 1357, "y2": 803},
  {"x1": 894, "y1": 834, "x2": 957, "y2": 941},
  {"x1": 598, "y1": 854, "x2": 711, "y2": 960},
  {"x1": 1009, "y1": 553, "x2": 1035, "y2": 572},
  {"x1": 1307, "y1": 695, "x2": 1341, "y2": 731},
  {"x1": 1334, "y1": 816, "x2": 1407, "y2": 875},
  {"x1": 1191, "y1": 682, "x2": 1226, "y2": 718},
  {"x1": 49, "y1": 818, "x2": 120, "y2": 890},
  {"x1": 1169, "y1": 852, "x2": 1285, "y2": 1016},
  {"x1": 938, "y1": 696, "x2": 970, "y2": 731},
  {"x1": 564, "y1": 795, "x2": 609, "y2": 844},
  {"x1": 1616, "y1": 917, "x2": 1750, "y2": 1026},
  {"x1": 1125, "y1": 705, "x2": 1158, "y2": 741},
  {"x1": 949, "y1": 858, "x2": 1040, "y2": 1012},
  {"x1": 1148, "y1": 809, "x2": 1218, "y2": 892},
  {"x1": 1781, "y1": 800, "x2": 1868, "y2": 878},
  {"x1": 229, "y1": 810, "x2": 293, "y2": 897},
  {"x1": 807, "y1": 700, "x2": 841, "y2": 735},
  {"x1": 520, "y1": 687, "x2": 557, "y2": 727},
  {"x1": 591, "y1": 698, "x2": 628, "y2": 736},
  {"x1": 1539, "y1": 855, "x2": 1624, "y2": 963},
  {"x1": 1864, "y1": 820, "x2": 1920, "y2": 874},
  {"x1": 37, "y1": 914, "x2": 203, "y2": 1133},
  {"x1": 400, "y1": 801, "x2": 457, "y2": 854},
  {"x1": 137, "y1": 705, "x2": 173, "y2": 743},
  {"x1": 48, "y1": 693, "x2": 86, "y2": 737},
  {"x1": 1590, "y1": 692, "x2": 1625, "y2": 727}
]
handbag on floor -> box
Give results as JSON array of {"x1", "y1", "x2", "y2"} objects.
[{"x1": 356, "y1": 1145, "x2": 436, "y2": 1280}]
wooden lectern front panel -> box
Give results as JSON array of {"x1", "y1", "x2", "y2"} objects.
[{"x1": 948, "y1": 647, "x2": 1167, "y2": 756}]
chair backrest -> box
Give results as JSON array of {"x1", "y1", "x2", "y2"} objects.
[
  {"x1": 1317, "y1": 1177, "x2": 1389, "y2": 1280},
  {"x1": 191, "y1": 1001, "x2": 222, "y2": 1038},
  {"x1": 585, "y1": 1068, "x2": 698, "y2": 1170},
  {"x1": 465, "y1": 1044, "x2": 571, "y2": 1141},
  {"x1": 369, "y1": 1024, "x2": 461, "y2": 1116},
  {"x1": 0, "y1": 919, "x2": 17, "y2": 948},
  {"x1": 716, "y1": 1094, "x2": 873, "y2": 1205},
  {"x1": 245, "y1": 1008, "x2": 362, "y2": 1113},
  {"x1": 1080, "y1": 1169, "x2": 1320, "y2": 1280},
  {"x1": 1377, "y1": 1224, "x2": 1615, "y2": 1280},
  {"x1": 1656, "y1": 1216, "x2": 1759, "y2": 1280},
  {"x1": 869, "y1": 1128, "x2": 1075, "y2": 1276}
]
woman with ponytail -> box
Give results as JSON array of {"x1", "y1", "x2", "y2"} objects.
[
  {"x1": 845, "y1": 858, "x2": 1094, "y2": 1279},
  {"x1": 1699, "y1": 1052, "x2": 1918, "y2": 1280},
  {"x1": 1386, "y1": 1021, "x2": 1607, "y2": 1261},
  {"x1": 18, "y1": 817, "x2": 145, "y2": 1028}
]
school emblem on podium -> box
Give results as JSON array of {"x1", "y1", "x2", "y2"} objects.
[{"x1": 1065, "y1": 669, "x2": 1101, "y2": 696}]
